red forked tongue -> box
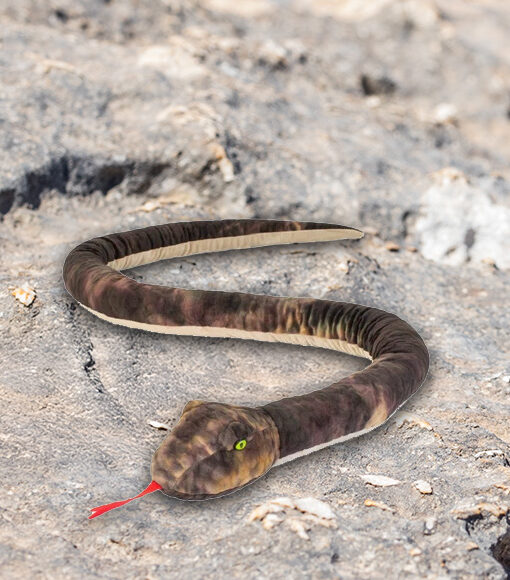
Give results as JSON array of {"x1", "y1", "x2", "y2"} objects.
[{"x1": 88, "y1": 481, "x2": 163, "y2": 519}]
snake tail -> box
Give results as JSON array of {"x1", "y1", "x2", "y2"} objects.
[{"x1": 63, "y1": 219, "x2": 429, "y2": 515}]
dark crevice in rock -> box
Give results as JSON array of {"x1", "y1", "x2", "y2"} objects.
[
  {"x1": 0, "y1": 188, "x2": 15, "y2": 215},
  {"x1": 83, "y1": 342, "x2": 105, "y2": 394},
  {"x1": 223, "y1": 131, "x2": 242, "y2": 175},
  {"x1": 360, "y1": 73, "x2": 397, "y2": 96},
  {"x1": 0, "y1": 154, "x2": 172, "y2": 216},
  {"x1": 244, "y1": 185, "x2": 257, "y2": 205},
  {"x1": 492, "y1": 526, "x2": 510, "y2": 578},
  {"x1": 464, "y1": 513, "x2": 484, "y2": 535}
]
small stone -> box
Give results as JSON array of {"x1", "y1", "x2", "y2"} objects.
[
  {"x1": 414, "y1": 480, "x2": 433, "y2": 495},
  {"x1": 364, "y1": 499, "x2": 395, "y2": 513},
  {"x1": 147, "y1": 420, "x2": 171, "y2": 430},
  {"x1": 432, "y1": 103, "x2": 458, "y2": 124},
  {"x1": 424, "y1": 517, "x2": 437, "y2": 535},
  {"x1": 11, "y1": 284, "x2": 36, "y2": 306},
  {"x1": 208, "y1": 143, "x2": 235, "y2": 182},
  {"x1": 396, "y1": 413, "x2": 433, "y2": 431},
  {"x1": 361, "y1": 474, "x2": 401, "y2": 487},
  {"x1": 409, "y1": 547, "x2": 422, "y2": 557},
  {"x1": 465, "y1": 542, "x2": 479, "y2": 551},
  {"x1": 385, "y1": 242, "x2": 400, "y2": 252},
  {"x1": 294, "y1": 497, "x2": 336, "y2": 520}
]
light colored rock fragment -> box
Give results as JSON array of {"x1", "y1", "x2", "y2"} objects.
[
  {"x1": 364, "y1": 499, "x2": 395, "y2": 513},
  {"x1": 208, "y1": 143, "x2": 235, "y2": 182},
  {"x1": 396, "y1": 413, "x2": 433, "y2": 431},
  {"x1": 432, "y1": 103, "x2": 458, "y2": 124},
  {"x1": 414, "y1": 480, "x2": 433, "y2": 495},
  {"x1": 147, "y1": 420, "x2": 171, "y2": 430},
  {"x1": 286, "y1": 518, "x2": 310, "y2": 541},
  {"x1": 452, "y1": 503, "x2": 509, "y2": 519},
  {"x1": 247, "y1": 502, "x2": 285, "y2": 522},
  {"x1": 11, "y1": 284, "x2": 36, "y2": 306},
  {"x1": 414, "y1": 169, "x2": 510, "y2": 269},
  {"x1": 261, "y1": 513, "x2": 283, "y2": 530},
  {"x1": 294, "y1": 497, "x2": 336, "y2": 520},
  {"x1": 361, "y1": 475, "x2": 401, "y2": 487},
  {"x1": 473, "y1": 449, "x2": 504, "y2": 459},
  {"x1": 269, "y1": 497, "x2": 296, "y2": 509}
]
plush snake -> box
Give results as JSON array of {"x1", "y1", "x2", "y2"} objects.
[{"x1": 63, "y1": 219, "x2": 429, "y2": 518}]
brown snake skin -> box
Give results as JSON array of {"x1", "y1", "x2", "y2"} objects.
[{"x1": 63, "y1": 219, "x2": 429, "y2": 513}]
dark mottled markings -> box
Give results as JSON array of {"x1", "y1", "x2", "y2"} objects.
[{"x1": 64, "y1": 219, "x2": 428, "y2": 496}]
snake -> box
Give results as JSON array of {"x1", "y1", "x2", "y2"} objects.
[{"x1": 62, "y1": 219, "x2": 429, "y2": 518}]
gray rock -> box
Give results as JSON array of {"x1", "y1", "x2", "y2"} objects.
[{"x1": 1, "y1": 1, "x2": 509, "y2": 579}]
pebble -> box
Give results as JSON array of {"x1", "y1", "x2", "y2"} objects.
[
  {"x1": 364, "y1": 499, "x2": 395, "y2": 513},
  {"x1": 294, "y1": 497, "x2": 336, "y2": 520},
  {"x1": 147, "y1": 420, "x2": 171, "y2": 430},
  {"x1": 424, "y1": 517, "x2": 437, "y2": 535},
  {"x1": 11, "y1": 283, "x2": 36, "y2": 306},
  {"x1": 361, "y1": 474, "x2": 401, "y2": 487},
  {"x1": 414, "y1": 480, "x2": 433, "y2": 495},
  {"x1": 432, "y1": 102, "x2": 458, "y2": 124}
]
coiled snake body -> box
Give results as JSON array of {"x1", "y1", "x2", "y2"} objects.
[{"x1": 63, "y1": 219, "x2": 429, "y2": 518}]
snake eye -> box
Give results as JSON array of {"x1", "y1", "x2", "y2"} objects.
[{"x1": 234, "y1": 438, "x2": 247, "y2": 451}]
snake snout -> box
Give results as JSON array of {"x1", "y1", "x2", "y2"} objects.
[{"x1": 150, "y1": 400, "x2": 280, "y2": 500}]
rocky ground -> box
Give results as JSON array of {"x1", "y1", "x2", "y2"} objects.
[{"x1": 1, "y1": 0, "x2": 509, "y2": 578}]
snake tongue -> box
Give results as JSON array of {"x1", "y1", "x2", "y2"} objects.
[{"x1": 88, "y1": 480, "x2": 163, "y2": 519}]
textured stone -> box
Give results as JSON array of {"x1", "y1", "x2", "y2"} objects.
[{"x1": 1, "y1": 1, "x2": 509, "y2": 579}]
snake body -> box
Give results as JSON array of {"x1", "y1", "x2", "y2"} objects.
[{"x1": 63, "y1": 219, "x2": 429, "y2": 516}]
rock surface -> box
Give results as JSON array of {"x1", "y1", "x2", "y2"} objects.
[{"x1": 1, "y1": 1, "x2": 509, "y2": 578}]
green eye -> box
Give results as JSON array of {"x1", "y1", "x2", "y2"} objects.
[{"x1": 234, "y1": 439, "x2": 247, "y2": 451}]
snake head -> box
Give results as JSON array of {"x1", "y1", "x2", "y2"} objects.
[{"x1": 151, "y1": 400, "x2": 280, "y2": 500}]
